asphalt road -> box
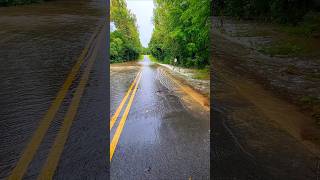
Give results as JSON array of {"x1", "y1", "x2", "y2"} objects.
[
  {"x1": 110, "y1": 56, "x2": 210, "y2": 179},
  {"x1": 0, "y1": 1, "x2": 109, "y2": 179}
]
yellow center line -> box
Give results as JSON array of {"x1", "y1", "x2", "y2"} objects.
[
  {"x1": 110, "y1": 71, "x2": 141, "y2": 130},
  {"x1": 8, "y1": 24, "x2": 102, "y2": 180},
  {"x1": 110, "y1": 72, "x2": 142, "y2": 162},
  {"x1": 36, "y1": 24, "x2": 105, "y2": 180}
]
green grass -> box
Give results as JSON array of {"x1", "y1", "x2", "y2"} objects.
[
  {"x1": 232, "y1": 28, "x2": 272, "y2": 37},
  {"x1": 258, "y1": 41, "x2": 306, "y2": 57},
  {"x1": 149, "y1": 55, "x2": 209, "y2": 80},
  {"x1": 299, "y1": 95, "x2": 320, "y2": 111},
  {"x1": 148, "y1": 55, "x2": 172, "y2": 64},
  {"x1": 304, "y1": 73, "x2": 320, "y2": 81},
  {"x1": 258, "y1": 13, "x2": 320, "y2": 57},
  {"x1": 278, "y1": 12, "x2": 320, "y2": 37},
  {"x1": 138, "y1": 55, "x2": 144, "y2": 61},
  {"x1": 192, "y1": 68, "x2": 210, "y2": 80},
  {"x1": 110, "y1": 55, "x2": 144, "y2": 64},
  {"x1": 279, "y1": 25, "x2": 316, "y2": 37},
  {"x1": 226, "y1": 12, "x2": 320, "y2": 58},
  {"x1": 148, "y1": 55, "x2": 160, "y2": 63}
]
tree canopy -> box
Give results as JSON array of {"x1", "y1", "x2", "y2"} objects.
[
  {"x1": 110, "y1": 0, "x2": 141, "y2": 63},
  {"x1": 148, "y1": 0, "x2": 211, "y2": 68}
]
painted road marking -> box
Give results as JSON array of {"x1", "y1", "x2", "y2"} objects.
[
  {"x1": 8, "y1": 24, "x2": 103, "y2": 180},
  {"x1": 36, "y1": 25, "x2": 104, "y2": 180},
  {"x1": 110, "y1": 72, "x2": 142, "y2": 161},
  {"x1": 110, "y1": 71, "x2": 141, "y2": 130}
]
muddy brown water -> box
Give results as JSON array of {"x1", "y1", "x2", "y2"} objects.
[{"x1": 0, "y1": 0, "x2": 106, "y2": 178}]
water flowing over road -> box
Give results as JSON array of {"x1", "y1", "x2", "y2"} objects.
[
  {"x1": 110, "y1": 56, "x2": 210, "y2": 179},
  {"x1": 0, "y1": 1, "x2": 108, "y2": 179}
]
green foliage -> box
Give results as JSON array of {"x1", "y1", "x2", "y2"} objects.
[
  {"x1": 214, "y1": 0, "x2": 316, "y2": 24},
  {"x1": 110, "y1": 0, "x2": 141, "y2": 63},
  {"x1": 193, "y1": 68, "x2": 210, "y2": 80},
  {"x1": 149, "y1": 0, "x2": 210, "y2": 68},
  {"x1": 138, "y1": 55, "x2": 144, "y2": 61},
  {"x1": 258, "y1": 42, "x2": 305, "y2": 57},
  {"x1": 279, "y1": 11, "x2": 320, "y2": 36},
  {"x1": 141, "y1": 47, "x2": 150, "y2": 55},
  {"x1": 148, "y1": 55, "x2": 159, "y2": 63}
]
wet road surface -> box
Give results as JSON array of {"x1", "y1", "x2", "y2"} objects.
[
  {"x1": 0, "y1": 1, "x2": 108, "y2": 179},
  {"x1": 110, "y1": 56, "x2": 210, "y2": 179}
]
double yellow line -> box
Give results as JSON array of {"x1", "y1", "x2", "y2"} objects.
[
  {"x1": 110, "y1": 71, "x2": 142, "y2": 161},
  {"x1": 8, "y1": 24, "x2": 104, "y2": 180}
]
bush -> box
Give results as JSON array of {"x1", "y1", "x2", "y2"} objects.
[{"x1": 149, "y1": 0, "x2": 210, "y2": 69}]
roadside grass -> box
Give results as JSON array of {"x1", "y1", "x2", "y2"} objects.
[
  {"x1": 258, "y1": 41, "x2": 306, "y2": 57},
  {"x1": 226, "y1": 12, "x2": 320, "y2": 58},
  {"x1": 138, "y1": 55, "x2": 144, "y2": 61},
  {"x1": 110, "y1": 60, "x2": 122, "y2": 64},
  {"x1": 232, "y1": 27, "x2": 273, "y2": 37},
  {"x1": 258, "y1": 13, "x2": 320, "y2": 57},
  {"x1": 149, "y1": 55, "x2": 172, "y2": 64},
  {"x1": 148, "y1": 55, "x2": 161, "y2": 63},
  {"x1": 304, "y1": 73, "x2": 320, "y2": 81},
  {"x1": 193, "y1": 68, "x2": 210, "y2": 80},
  {"x1": 111, "y1": 55, "x2": 145, "y2": 64},
  {"x1": 300, "y1": 95, "x2": 320, "y2": 107},
  {"x1": 279, "y1": 12, "x2": 320, "y2": 37},
  {"x1": 299, "y1": 95, "x2": 320, "y2": 124},
  {"x1": 150, "y1": 55, "x2": 210, "y2": 80}
]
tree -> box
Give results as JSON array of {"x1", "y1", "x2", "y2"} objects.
[
  {"x1": 149, "y1": 0, "x2": 210, "y2": 68},
  {"x1": 110, "y1": 0, "x2": 142, "y2": 62}
]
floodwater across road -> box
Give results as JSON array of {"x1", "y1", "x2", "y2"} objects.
[
  {"x1": 0, "y1": 0, "x2": 108, "y2": 179},
  {"x1": 110, "y1": 56, "x2": 210, "y2": 179}
]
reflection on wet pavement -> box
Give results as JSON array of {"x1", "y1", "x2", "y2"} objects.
[{"x1": 110, "y1": 56, "x2": 210, "y2": 179}]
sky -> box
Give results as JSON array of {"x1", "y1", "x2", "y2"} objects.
[{"x1": 126, "y1": 0, "x2": 154, "y2": 47}]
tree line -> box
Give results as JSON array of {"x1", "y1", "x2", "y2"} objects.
[
  {"x1": 213, "y1": 0, "x2": 319, "y2": 24},
  {"x1": 110, "y1": 0, "x2": 141, "y2": 63},
  {"x1": 148, "y1": 0, "x2": 211, "y2": 68}
]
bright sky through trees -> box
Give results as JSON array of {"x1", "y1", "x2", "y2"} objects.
[{"x1": 126, "y1": 0, "x2": 154, "y2": 47}]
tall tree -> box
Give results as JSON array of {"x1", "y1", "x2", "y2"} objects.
[
  {"x1": 110, "y1": 0, "x2": 141, "y2": 62},
  {"x1": 149, "y1": 0, "x2": 211, "y2": 68}
]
